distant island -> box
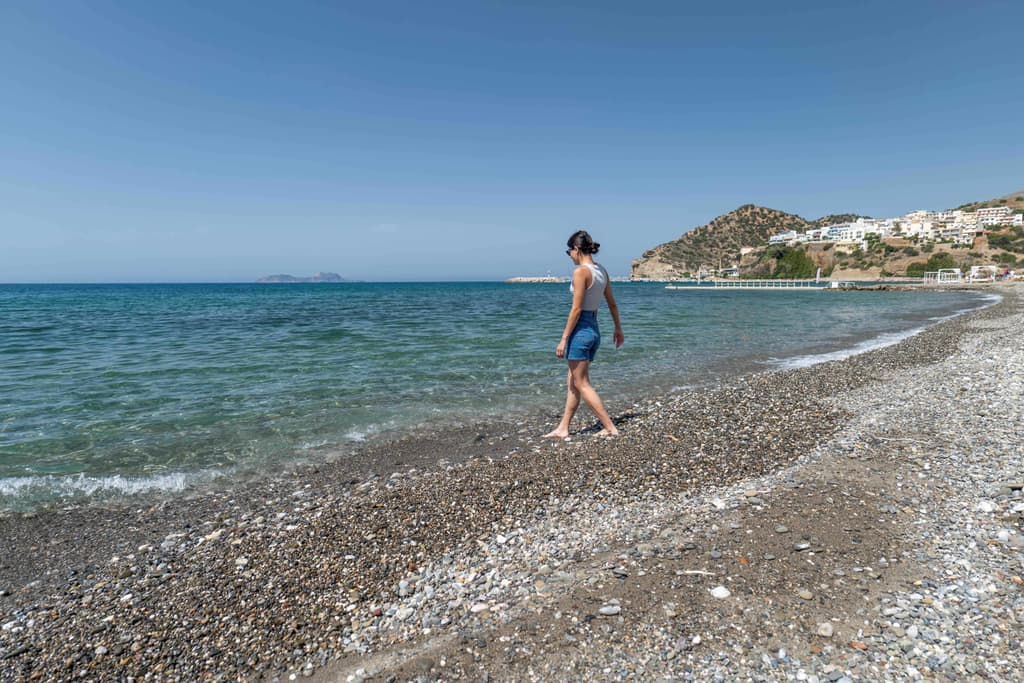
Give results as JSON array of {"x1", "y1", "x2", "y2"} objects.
[{"x1": 256, "y1": 272, "x2": 348, "y2": 283}]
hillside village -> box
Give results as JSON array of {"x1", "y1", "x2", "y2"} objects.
[
  {"x1": 767, "y1": 205, "x2": 1022, "y2": 248},
  {"x1": 630, "y1": 190, "x2": 1024, "y2": 281}
]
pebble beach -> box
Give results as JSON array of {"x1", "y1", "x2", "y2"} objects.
[{"x1": 1, "y1": 285, "x2": 1022, "y2": 682}]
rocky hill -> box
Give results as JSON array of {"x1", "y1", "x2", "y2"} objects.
[
  {"x1": 630, "y1": 205, "x2": 868, "y2": 279},
  {"x1": 952, "y1": 189, "x2": 1024, "y2": 213}
]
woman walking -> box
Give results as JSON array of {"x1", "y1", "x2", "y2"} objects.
[{"x1": 544, "y1": 230, "x2": 624, "y2": 438}]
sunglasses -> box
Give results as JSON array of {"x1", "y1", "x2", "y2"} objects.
[{"x1": 565, "y1": 247, "x2": 576, "y2": 256}]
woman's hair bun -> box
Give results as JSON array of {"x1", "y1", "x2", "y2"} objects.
[{"x1": 567, "y1": 230, "x2": 600, "y2": 255}]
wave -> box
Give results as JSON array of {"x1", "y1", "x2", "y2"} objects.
[
  {"x1": 0, "y1": 469, "x2": 227, "y2": 511},
  {"x1": 766, "y1": 292, "x2": 999, "y2": 370}
]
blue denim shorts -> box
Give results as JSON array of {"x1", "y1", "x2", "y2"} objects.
[{"x1": 566, "y1": 310, "x2": 601, "y2": 361}]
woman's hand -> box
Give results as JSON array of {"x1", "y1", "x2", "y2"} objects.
[
  {"x1": 613, "y1": 328, "x2": 624, "y2": 349},
  {"x1": 555, "y1": 339, "x2": 567, "y2": 358}
]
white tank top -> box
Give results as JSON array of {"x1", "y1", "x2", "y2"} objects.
[{"x1": 569, "y1": 262, "x2": 608, "y2": 312}]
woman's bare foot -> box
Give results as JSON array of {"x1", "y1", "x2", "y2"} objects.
[
  {"x1": 543, "y1": 429, "x2": 569, "y2": 439},
  {"x1": 596, "y1": 428, "x2": 619, "y2": 437}
]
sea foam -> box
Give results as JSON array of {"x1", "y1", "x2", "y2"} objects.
[
  {"x1": 0, "y1": 469, "x2": 226, "y2": 511},
  {"x1": 767, "y1": 292, "x2": 1001, "y2": 370}
]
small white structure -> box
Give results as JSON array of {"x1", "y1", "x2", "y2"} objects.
[
  {"x1": 922, "y1": 268, "x2": 963, "y2": 285},
  {"x1": 969, "y1": 265, "x2": 998, "y2": 282}
]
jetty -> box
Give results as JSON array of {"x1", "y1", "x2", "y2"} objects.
[
  {"x1": 666, "y1": 278, "x2": 852, "y2": 290},
  {"x1": 505, "y1": 276, "x2": 569, "y2": 284}
]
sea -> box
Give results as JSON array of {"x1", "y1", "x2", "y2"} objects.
[{"x1": 0, "y1": 282, "x2": 996, "y2": 511}]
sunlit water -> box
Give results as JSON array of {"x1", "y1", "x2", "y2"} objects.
[{"x1": 0, "y1": 282, "x2": 993, "y2": 509}]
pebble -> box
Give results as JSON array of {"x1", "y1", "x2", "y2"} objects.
[
  {"x1": 816, "y1": 622, "x2": 834, "y2": 638},
  {"x1": 710, "y1": 586, "x2": 731, "y2": 599}
]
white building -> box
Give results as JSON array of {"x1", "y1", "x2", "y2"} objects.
[
  {"x1": 957, "y1": 225, "x2": 984, "y2": 244},
  {"x1": 903, "y1": 210, "x2": 931, "y2": 223},
  {"x1": 902, "y1": 220, "x2": 936, "y2": 241},
  {"x1": 977, "y1": 206, "x2": 1013, "y2": 225},
  {"x1": 825, "y1": 218, "x2": 892, "y2": 242},
  {"x1": 768, "y1": 230, "x2": 798, "y2": 244}
]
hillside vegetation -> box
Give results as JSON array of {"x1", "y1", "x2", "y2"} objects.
[{"x1": 953, "y1": 189, "x2": 1024, "y2": 213}]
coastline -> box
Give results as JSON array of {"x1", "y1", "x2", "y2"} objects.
[{"x1": 1, "y1": 287, "x2": 1022, "y2": 681}]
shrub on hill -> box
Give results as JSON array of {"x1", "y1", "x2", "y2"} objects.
[
  {"x1": 906, "y1": 252, "x2": 956, "y2": 276},
  {"x1": 905, "y1": 261, "x2": 928, "y2": 277},
  {"x1": 771, "y1": 248, "x2": 817, "y2": 279},
  {"x1": 928, "y1": 253, "x2": 956, "y2": 270}
]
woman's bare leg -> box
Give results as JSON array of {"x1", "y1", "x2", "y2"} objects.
[
  {"x1": 545, "y1": 361, "x2": 618, "y2": 437},
  {"x1": 543, "y1": 369, "x2": 580, "y2": 438}
]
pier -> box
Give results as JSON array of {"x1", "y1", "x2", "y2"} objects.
[{"x1": 666, "y1": 278, "x2": 850, "y2": 290}]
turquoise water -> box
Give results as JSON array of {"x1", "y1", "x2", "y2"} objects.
[{"x1": 0, "y1": 282, "x2": 993, "y2": 510}]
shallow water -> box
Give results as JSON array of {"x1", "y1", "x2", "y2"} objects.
[{"x1": 0, "y1": 282, "x2": 993, "y2": 509}]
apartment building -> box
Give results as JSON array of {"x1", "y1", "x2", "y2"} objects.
[{"x1": 977, "y1": 206, "x2": 1013, "y2": 225}]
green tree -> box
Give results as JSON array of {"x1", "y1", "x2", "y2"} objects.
[
  {"x1": 772, "y1": 248, "x2": 817, "y2": 279},
  {"x1": 926, "y1": 252, "x2": 955, "y2": 270},
  {"x1": 906, "y1": 252, "x2": 956, "y2": 277},
  {"x1": 989, "y1": 234, "x2": 1013, "y2": 249},
  {"x1": 906, "y1": 261, "x2": 928, "y2": 277}
]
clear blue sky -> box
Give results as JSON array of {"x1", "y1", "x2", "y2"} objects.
[{"x1": 2, "y1": 1, "x2": 1021, "y2": 282}]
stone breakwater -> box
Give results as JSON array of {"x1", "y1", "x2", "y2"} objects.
[{"x1": 1, "y1": 288, "x2": 1021, "y2": 682}]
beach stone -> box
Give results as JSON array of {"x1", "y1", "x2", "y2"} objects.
[
  {"x1": 816, "y1": 622, "x2": 834, "y2": 637},
  {"x1": 598, "y1": 604, "x2": 621, "y2": 616},
  {"x1": 797, "y1": 589, "x2": 814, "y2": 600},
  {"x1": 710, "y1": 586, "x2": 731, "y2": 599}
]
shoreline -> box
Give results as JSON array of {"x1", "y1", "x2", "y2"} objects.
[
  {"x1": 0, "y1": 286, "x2": 999, "y2": 516},
  {"x1": 1, "y1": 287, "x2": 1021, "y2": 680}
]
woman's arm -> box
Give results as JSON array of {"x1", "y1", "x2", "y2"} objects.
[
  {"x1": 604, "y1": 280, "x2": 624, "y2": 348},
  {"x1": 556, "y1": 266, "x2": 591, "y2": 358}
]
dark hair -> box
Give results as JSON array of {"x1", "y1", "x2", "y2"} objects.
[{"x1": 566, "y1": 230, "x2": 600, "y2": 255}]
